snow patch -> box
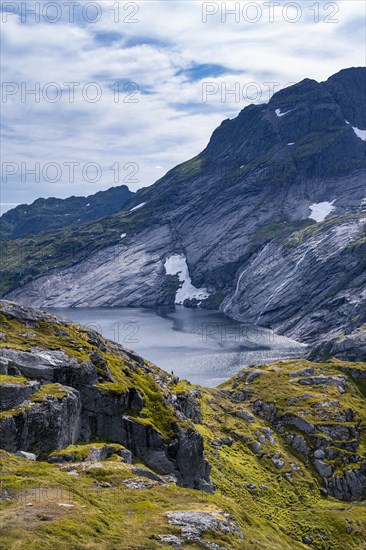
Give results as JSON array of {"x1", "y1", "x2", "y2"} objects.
[
  {"x1": 287, "y1": 142, "x2": 295, "y2": 146},
  {"x1": 120, "y1": 233, "x2": 127, "y2": 239},
  {"x1": 164, "y1": 254, "x2": 209, "y2": 304},
  {"x1": 308, "y1": 200, "x2": 336, "y2": 223},
  {"x1": 275, "y1": 108, "x2": 292, "y2": 118},
  {"x1": 352, "y1": 126, "x2": 366, "y2": 141},
  {"x1": 130, "y1": 202, "x2": 146, "y2": 212},
  {"x1": 86, "y1": 203, "x2": 90, "y2": 207}
]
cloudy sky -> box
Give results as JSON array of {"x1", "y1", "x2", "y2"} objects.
[{"x1": 1, "y1": 0, "x2": 365, "y2": 212}]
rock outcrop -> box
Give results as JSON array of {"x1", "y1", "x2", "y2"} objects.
[
  {"x1": 221, "y1": 359, "x2": 366, "y2": 501},
  {"x1": 309, "y1": 326, "x2": 366, "y2": 362},
  {"x1": 0, "y1": 301, "x2": 213, "y2": 492}
]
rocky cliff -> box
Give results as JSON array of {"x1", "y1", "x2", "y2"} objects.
[
  {"x1": 1, "y1": 67, "x2": 365, "y2": 345},
  {"x1": 0, "y1": 300, "x2": 212, "y2": 493},
  {"x1": 1, "y1": 301, "x2": 366, "y2": 549}
]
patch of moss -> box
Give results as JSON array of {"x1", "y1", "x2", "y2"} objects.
[
  {"x1": 0, "y1": 374, "x2": 28, "y2": 385},
  {"x1": 32, "y1": 384, "x2": 68, "y2": 402}
]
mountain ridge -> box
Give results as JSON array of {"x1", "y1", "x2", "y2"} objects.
[
  {"x1": 1, "y1": 67, "x2": 365, "y2": 345},
  {"x1": 0, "y1": 185, "x2": 134, "y2": 240}
]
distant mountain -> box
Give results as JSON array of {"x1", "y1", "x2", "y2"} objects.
[
  {"x1": 0, "y1": 185, "x2": 134, "y2": 240},
  {"x1": 1, "y1": 67, "x2": 366, "y2": 344}
]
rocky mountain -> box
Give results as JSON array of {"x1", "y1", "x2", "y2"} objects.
[
  {"x1": 0, "y1": 185, "x2": 134, "y2": 240},
  {"x1": 1, "y1": 67, "x2": 366, "y2": 344},
  {"x1": 1, "y1": 301, "x2": 366, "y2": 549}
]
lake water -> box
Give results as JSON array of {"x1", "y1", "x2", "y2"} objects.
[{"x1": 49, "y1": 306, "x2": 306, "y2": 387}]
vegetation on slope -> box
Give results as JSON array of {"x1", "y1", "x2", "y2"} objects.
[{"x1": 0, "y1": 304, "x2": 366, "y2": 548}]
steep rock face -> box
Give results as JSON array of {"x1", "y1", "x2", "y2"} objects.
[
  {"x1": 0, "y1": 348, "x2": 98, "y2": 386},
  {"x1": 309, "y1": 326, "x2": 366, "y2": 362},
  {"x1": 0, "y1": 379, "x2": 40, "y2": 410},
  {"x1": 221, "y1": 214, "x2": 366, "y2": 342},
  {"x1": 0, "y1": 386, "x2": 82, "y2": 453},
  {"x1": 5, "y1": 225, "x2": 177, "y2": 308},
  {"x1": 2, "y1": 67, "x2": 366, "y2": 344},
  {"x1": 0, "y1": 301, "x2": 213, "y2": 492}
]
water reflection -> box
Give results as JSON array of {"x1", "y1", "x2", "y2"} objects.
[{"x1": 48, "y1": 306, "x2": 306, "y2": 387}]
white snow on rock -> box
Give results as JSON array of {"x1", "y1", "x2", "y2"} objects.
[
  {"x1": 352, "y1": 126, "x2": 366, "y2": 141},
  {"x1": 287, "y1": 142, "x2": 295, "y2": 146},
  {"x1": 130, "y1": 202, "x2": 146, "y2": 212},
  {"x1": 164, "y1": 254, "x2": 209, "y2": 304},
  {"x1": 86, "y1": 203, "x2": 90, "y2": 207},
  {"x1": 275, "y1": 108, "x2": 292, "y2": 118},
  {"x1": 308, "y1": 200, "x2": 336, "y2": 223},
  {"x1": 120, "y1": 233, "x2": 127, "y2": 239}
]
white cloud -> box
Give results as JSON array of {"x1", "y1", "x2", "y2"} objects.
[{"x1": 1, "y1": 0, "x2": 365, "y2": 205}]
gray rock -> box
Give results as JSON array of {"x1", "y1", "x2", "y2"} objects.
[
  {"x1": 272, "y1": 453, "x2": 284, "y2": 469},
  {"x1": 0, "y1": 348, "x2": 98, "y2": 387},
  {"x1": 15, "y1": 450, "x2": 37, "y2": 460},
  {"x1": 123, "y1": 479, "x2": 155, "y2": 489},
  {"x1": 252, "y1": 400, "x2": 277, "y2": 422},
  {"x1": 302, "y1": 536, "x2": 312, "y2": 545},
  {"x1": 158, "y1": 535, "x2": 183, "y2": 547},
  {"x1": 316, "y1": 424, "x2": 356, "y2": 441},
  {"x1": 132, "y1": 468, "x2": 164, "y2": 483},
  {"x1": 0, "y1": 358, "x2": 9, "y2": 375},
  {"x1": 289, "y1": 366, "x2": 315, "y2": 377},
  {"x1": 167, "y1": 391, "x2": 202, "y2": 424},
  {"x1": 310, "y1": 327, "x2": 366, "y2": 363},
  {"x1": 118, "y1": 449, "x2": 133, "y2": 464},
  {"x1": 262, "y1": 428, "x2": 275, "y2": 444},
  {"x1": 0, "y1": 488, "x2": 11, "y2": 501},
  {"x1": 314, "y1": 449, "x2": 326, "y2": 459},
  {"x1": 286, "y1": 434, "x2": 311, "y2": 457},
  {"x1": 298, "y1": 375, "x2": 348, "y2": 392},
  {"x1": 236, "y1": 410, "x2": 255, "y2": 422},
  {"x1": 166, "y1": 511, "x2": 242, "y2": 541},
  {"x1": 246, "y1": 370, "x2": 262, "y2": 384},
  {"x1": 281, "y1": 415, "x2": 315, "y2": 434},
  {"x1": 0, "y1": 386, "x2": 82, "y2": 453},
  {"x1": 81, "y1": 386, "x2": 214, "y2": 492},
  {"x1": 127, "y1": 388, "x2": 144, "y2": 411},
  {"x1": 313, "y1": 459, "x2": 333, "y2": 478},
  {"x1": 0, "y1": 380, "x2": 40, "y2": 410},
  {"x1": 327, "y1": 463, "x2": 366, "y2": 500},
  {"x1": 249, "y1": 442, "x2": 262, "y2": 454},
  {"x1": 217, "y1": 437, "x2": 233, "y2": 447}
]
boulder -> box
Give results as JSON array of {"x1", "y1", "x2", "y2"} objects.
[
  {"x1": 0, "y1": 380, "x2": 40, "y2": 410},
  {"x1": 313, "y1": 459, "x2": 333, "y2": 478},
  {"x1": 0, "y1": 348, "x2": 97, "y2": 387}
]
